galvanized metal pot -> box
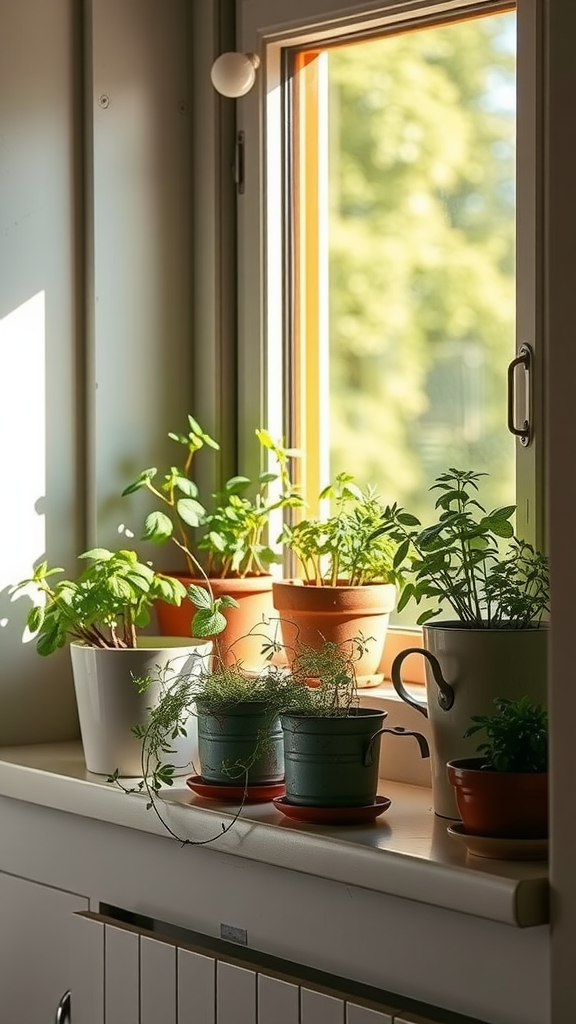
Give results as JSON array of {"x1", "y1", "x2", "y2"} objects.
[
  {"x1": 196, "y1": 699, "x2": 284, "y2": 786},
  {"x1": 280, "y1": 707, "x2": 429, "y2": 807}
]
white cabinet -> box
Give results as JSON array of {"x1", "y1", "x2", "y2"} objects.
[{"x1": 0, "y1": 871, "x2": 88, "y2": 1024}]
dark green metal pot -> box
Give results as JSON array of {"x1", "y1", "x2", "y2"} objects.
[
  {"x1": 280, "y1": 707, "x2": 386, "y2": 807},
  {"x1": 196, "y1": 700, "x2": 284, "y2": 786}
]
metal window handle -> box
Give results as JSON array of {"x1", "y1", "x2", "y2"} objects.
[
  {"x1": 55, "y1": 990, "x2": 71, "y2": 1024},
  {"x1": 507, "y1": 342, "x2": 533, "y2": 447}
]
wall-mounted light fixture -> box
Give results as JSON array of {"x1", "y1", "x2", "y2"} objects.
[{"x1": 210, "y1": 52, "x2": 260, "y2": 98}]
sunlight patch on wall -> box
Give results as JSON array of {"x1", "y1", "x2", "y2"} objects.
[{"x1": 0, "y1": 292, "x2": 46, "y2": 607}]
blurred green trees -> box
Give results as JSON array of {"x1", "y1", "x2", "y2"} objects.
[{"x1": 327, "y1": 12, "x2": 516, "y2": 521}]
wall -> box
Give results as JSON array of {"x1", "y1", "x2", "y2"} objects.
[{"x1": 0, "y1": 0, "x2": 197, "y2": 744}]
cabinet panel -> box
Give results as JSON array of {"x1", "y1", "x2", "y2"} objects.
[
  {"x1": 394, "y1": 1016, "x2": 448, "y2": 1023},
  {"x1": 140, "y1": 934, "x2": 177, "y2": 1024},
  {"x1": 217, "y1": 961, "x2": 256, "y2": 1024},
  {"x1": 105, "y1": 924, "x2": 139, "y2": 1024},
  {"x1": 70, "y1": 914, "x2": 105, "y2": 1024},
  {"x1": 0, "y1": 872, "x2": 89, "y2": 1024},
  {"x1": 301, "y1": 987, "x2": 345, "y2": 1024},
  {"x1": 178, "y1": 947, "x2": 216, "y2": 1024},
  {"x1": 258, "y1": 974, "x2": 299, "y2": 1024},
  {"x1": 347, "y1": 1005, "x2": 394, "y2": 1023}
]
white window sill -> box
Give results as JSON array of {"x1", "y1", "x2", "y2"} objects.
[{"x1": 0, "y1": 741, "x2": 547, "y2": 928}]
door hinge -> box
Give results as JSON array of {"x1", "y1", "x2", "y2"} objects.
[{"x1": 235, "y1": 130, "x2": 245, "y2": 194}]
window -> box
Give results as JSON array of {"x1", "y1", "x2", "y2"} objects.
[{"x1": 237, "y1": 0, "x2": 544, "y2": 560}]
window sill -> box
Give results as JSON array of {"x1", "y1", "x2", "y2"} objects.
[{"x1": 0, "y1": 741, "x2": 548, "y2": 928}]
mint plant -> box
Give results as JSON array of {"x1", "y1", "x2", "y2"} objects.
[
  {"x1": 10, "y1": 548, "x2": 189, "y2": 653},
  {"x1": 279, "y1": 472, "x2": 400, "y2": 587},
  {"x1": 464, "y1": 696, "x2": 548, "y2": 773},
  {"x1": 122, "y1": 417, "x2": 302, "y2": 578},
  {"x1": 371, "y1": 468, "x2": 549, "y2": 627}
]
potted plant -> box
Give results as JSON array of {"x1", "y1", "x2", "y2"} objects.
[
  {"x1": 128, "y1": 633, "x2": 428, "y2": 837},
  {"x1": 9, "y1": 548, "x2": 214, "y2": 777},
  {"x1": 371, "y1": 467, "x2": 549, "y2": 818},
  {"x1": 272, "y1": 473, "x2": 401, "y2": 685},
  {"x1": 277, "y1": 637, "x2": 429, "y2": 813},
  {"x1": 122, "y1": 416, "x2": 302, "y2": 668},
  {"x1": 124, "y1": 634, "x2": 294, "y2": 844},
  {"x1": 447, "y1": 696, "x2": 548, "y2": 838}
]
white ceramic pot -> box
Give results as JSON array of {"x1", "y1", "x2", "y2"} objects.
[{"x1": 70, "y1": 637, "x2": 212, "y2": 777}]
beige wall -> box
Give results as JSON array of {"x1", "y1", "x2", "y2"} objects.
[{"x1": 0, "y1": 0, "x2": 202, "y2": 744}]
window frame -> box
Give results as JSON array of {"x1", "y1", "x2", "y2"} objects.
[{"x1": 236, "y1": 0, "x2": 545, "y2": 552}]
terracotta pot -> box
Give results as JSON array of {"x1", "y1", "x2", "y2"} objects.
[
  {"x1": 155, "y1": 574, "x2": 275, "y2": 671},
  {"x1": 272, "y1": 579, "x2": 396, "y2": 686},
  {"x1": 446, "y1": 757, "x2": 548, "y2": 838},
  {"x1": 391, "y1": 623, "x2": 548, "y2": 818}
]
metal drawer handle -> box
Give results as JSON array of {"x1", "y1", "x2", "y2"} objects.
[
  {"x1": 507, "y1": 342, "x2": 533, "y2": 447},
  {"x1": 55, "y1": 989, "x2": 71, "y2": 1024}
]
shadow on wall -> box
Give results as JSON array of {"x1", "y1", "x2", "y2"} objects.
[{"x1": 0, "y1": 583, "x2": 79, "y2": 747}]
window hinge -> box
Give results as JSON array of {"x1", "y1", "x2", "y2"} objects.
[{"x1": 235, "y1": 130, "x2": 245, "y2": 194}]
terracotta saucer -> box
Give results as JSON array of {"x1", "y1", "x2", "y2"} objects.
[
  {"x1": 272, "y1": 795, "x2": 391, "y2": 825},
  {"x1": 185, "y1": 774, "x2": 285, "y2": 802},
  {"x1": 447, "y1": 822, "x2": 548, "y2": 861}
]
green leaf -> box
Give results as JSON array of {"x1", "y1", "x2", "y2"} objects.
[
  {"x1": 79, "y1": 548, "x2": 113, "y2": 562},
  {"x1": 143, "y1": 511, "x2": 173, "y2": 542},
  {"x1": 187, "y1": 583, "x2": 212, "y2": 609},
  {"x1": 192, "y1": 607, "x2": 228, "y2": 637},
  {"x1": 481, "y1": 516, "x2": 514, "y2": 538},
  {"x1": 176, "y1": 498, "x2": 205, "y2": 528},
  {"x1": 225, "y1": 476, "x2": 251, "y2": 494},
  {"x1": 416, "y1": 608, "x2": 440, "y2": 625},
  {"x1": 173, "y1": 476, "x2": 200, "y2": 499},
  {"x1": 396, "y1": 582, "x2": 415, "y2": 612},
  {"x1": 121, "y1": 469, "x2": 157, "y2": 496},
  {"x1": 396, "y1": 513, "x2": 420, "y2": 526},
  {"x1": 393, "y1": 538, "x2": 410, "y2": 570},
  {"x1": 36, "y1": 621, "x2": 65, "y2": 656},
  {"x1": 27, "y1": 605, "x2": 45, "y2": 633},
  {"x1": 155, "y1": 577, "x2": 186, "y2": 604},
  {"x1": 108, "y1": 577, "x2": 132, "y2": 601}
]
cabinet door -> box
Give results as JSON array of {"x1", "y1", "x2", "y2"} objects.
[{"x1": 0, "y1": 871, "x2": 88, "y2": 1024}]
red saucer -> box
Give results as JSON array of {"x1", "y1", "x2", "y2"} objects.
[
  {"x1": 186, "y1": 774, "x2": 285, "y2": 802},
  {"x1": 272, "y1": 795, "x2": 391, "y2": 824}
]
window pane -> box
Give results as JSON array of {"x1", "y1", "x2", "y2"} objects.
[{"x1": 325, "y1": 12, "x2": 517, "y2": 523}]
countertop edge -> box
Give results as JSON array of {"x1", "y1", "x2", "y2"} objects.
[{"x1": 0, "y1": 749, "x2": 548, "y2": 928}]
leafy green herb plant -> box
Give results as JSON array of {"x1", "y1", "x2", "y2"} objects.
[
  {"x1": 464, "y1": 696, "x2": 548, "y2": 773},
  {"x1": 122, "y1": 416, "x2": 302, "y2": 579},
  {"x1": 280, "y1": 472, "x2": 400, "y2": 587},
  {"x1": 10, "y1": 548, "x2": 190, "y2": 653},
  {"x1": 371, "y1": 468, "x2": 549, "y2": 626}
]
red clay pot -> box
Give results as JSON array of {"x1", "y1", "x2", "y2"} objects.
[
  {"x1": 272, "y1": 579, "x2": 396, "y2": 686},
  {"x1": 155, "y1": 574, "x2": 275, "y2": 671},
  {"x1": 446, "y1": 757, "x2": 548, "y2": 838}
]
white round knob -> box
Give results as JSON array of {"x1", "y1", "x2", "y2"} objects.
[{"x1": 210, "y1": 52, "x2": 260, "y2": 98}]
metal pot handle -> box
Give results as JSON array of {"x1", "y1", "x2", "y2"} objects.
[
  {"x1": 364, "y1": 726, "x2": 430, "y2": 767},
  {"x1": 391, "y1": 648, "x2": 454, "y2": 715}
]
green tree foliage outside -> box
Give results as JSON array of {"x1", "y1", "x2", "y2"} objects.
[{"x1": 327, "y1": 12, "x2": 516, "y2": 522}]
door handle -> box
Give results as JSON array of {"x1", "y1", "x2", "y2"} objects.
[
  {"x1": 507, "y1": 342, "x2": 533, "y2": 446},
  {"x1": 54, "y1": 989, "x2": 71, "y2": 1024}
]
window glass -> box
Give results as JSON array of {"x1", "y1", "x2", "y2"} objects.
[{"x1": 295, "y1": 11, "x2": 517, "y2": 525}]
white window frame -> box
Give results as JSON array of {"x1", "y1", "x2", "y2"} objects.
[{"x1": 235, "y1": 0, "x2": 545, "y2": 548}]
